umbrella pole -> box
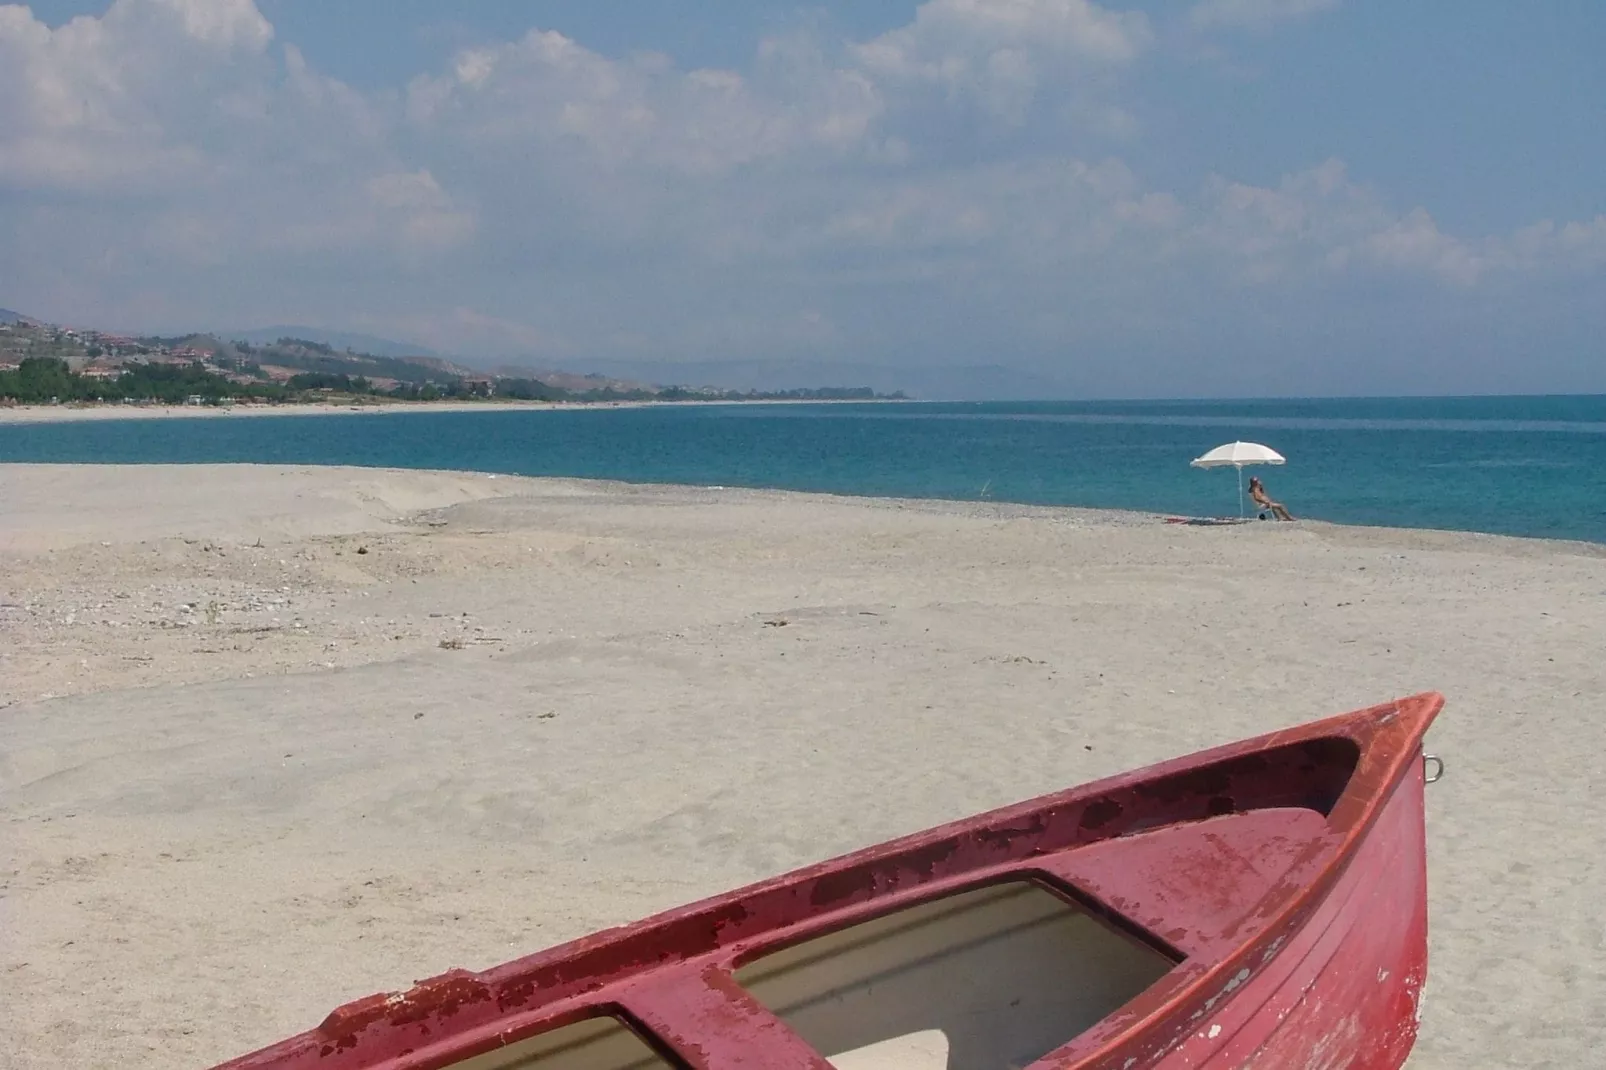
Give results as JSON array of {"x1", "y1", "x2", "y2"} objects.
[{"x1": 1237, "y1": 466, "x2": 1244, "y2": 518}]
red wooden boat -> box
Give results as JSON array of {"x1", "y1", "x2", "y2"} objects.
[{"x1": 215, "y1": 693, "x2": 1445, "y2": 1070}]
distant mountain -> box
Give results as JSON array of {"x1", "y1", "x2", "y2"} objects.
[
  {"x1": 491, "y1": 365, "x2": 660, "y2": 394},
  {"x1": 0, "y1": 308, "x2": 27, "y2": 325},
  {"x1": 225, "y1": 326, "x2": 441, "y2": 360},
  {"x1": 229, "y1": 338, "x2": 484, "y2": 383},
  {"x1": 528, "y1": 358, "x2": 1075, "y2": 401}
]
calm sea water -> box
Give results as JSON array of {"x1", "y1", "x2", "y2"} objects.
[{"x1": 2, "y1": 396, "x2": 1604, "y2": 543}]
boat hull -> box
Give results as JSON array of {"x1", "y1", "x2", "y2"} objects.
[
  {"x1": 1144, "y1": 754, "x2": 1429, "y2": 1069},
  {"x1": 214, "y1": 693, "x2": 1444, "y2": 1070}
]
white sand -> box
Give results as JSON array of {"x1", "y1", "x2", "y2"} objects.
[{"x1": 2, "y1": 464, "x2": 1602, "y2": 1069}]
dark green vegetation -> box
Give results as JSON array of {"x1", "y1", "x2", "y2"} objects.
[
  {"x1": 0, "y1": 357, "x2": 495, "y2": 405},
  {"x1": 0, "y1": 358, "x2": 286, "y2": 405}
]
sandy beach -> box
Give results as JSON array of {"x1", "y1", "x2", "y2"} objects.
[{"x1": 2, "y1": 463, "x2": 1602, "y2": 1069}]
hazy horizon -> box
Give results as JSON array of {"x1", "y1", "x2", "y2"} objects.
[{"x1": 8, "y1": 312, "x2": 1606, "y2": 403}]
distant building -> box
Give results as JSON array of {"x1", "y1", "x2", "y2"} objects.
[{"x1": 82, "y1": 360, "x2": 125, "y2": 379}]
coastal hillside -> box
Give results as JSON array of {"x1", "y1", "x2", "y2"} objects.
[
  {"x1": 224, "y1": 326, "x2": 444, "y2": 360},
  {"x1": 0, "y1": 316, "x2": 908, "y2": 404}
]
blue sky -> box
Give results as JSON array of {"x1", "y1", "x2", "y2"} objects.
[{"x1": 2, "y1": 0, "x2": 1602, "y2": 396}]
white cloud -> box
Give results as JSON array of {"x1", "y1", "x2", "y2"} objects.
[
  {"x1": 363, "y1": 170, "x2": 476, "y2": 251},
  {"x1": 853, "y1": 0, "x2": 1151, "y2": 123},
  {"x1": 859, "y1": 0, "x2": 1152, "y2": 70},
  {"x1": 1191, "y1": 158, "x2": 1382, "y2": 281},
  {"x1": 1357, "y1": 208, "x2": 1486, "y2": 285},
  {"x1": 1190, "y1": 0, "x2": 1342, "y2": 30},
  {"x1": 0, "y1": 0, "x2": 283, "y2": 189},
  {"x1": 403, "y1": 27, "x2": 888, "y2": 178},
  {"x1": 0, "y1": 0, "x2": 1598, "y2": 390},
  {"x1": 1512, "y1": 216, "x2": 1606, "y2": 269},
  {"x1": 141, "y1": 0, "x2": 271, "y2": 50},
  {"x1": 1190, "y1": 161, "x2": 1491, "y2": 285},
  {"x1": 1165, "y1": 159, "x2": 1606, "y2": 291}
]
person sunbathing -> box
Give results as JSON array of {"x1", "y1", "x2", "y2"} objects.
[{"x1": 1248, "y1": 476, "x2": 1294, "y2": 521}]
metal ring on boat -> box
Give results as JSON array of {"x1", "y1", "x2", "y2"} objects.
[{"x1": 1423, "y1": 754, "x2": 1445, "y2": 784}]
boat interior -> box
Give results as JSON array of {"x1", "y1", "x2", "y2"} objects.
[
  {"x1": 735, "y1": 880, "x2": 1176, "y2": 1070},
  {"x1": 447, "y1": 880, "x2": 1178, "y2": 1070}
]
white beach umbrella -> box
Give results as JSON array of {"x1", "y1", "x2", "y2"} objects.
[{"x1": 1190, "y1": 441, "x2": 1287, "y2": 518}]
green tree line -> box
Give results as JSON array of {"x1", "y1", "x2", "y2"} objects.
[
  {"x1": 2, "y1": 358, "x2": 497, "y2": 405},
  {"x1": 0, "y1": 358, "x2": 288, "y2": 404}
]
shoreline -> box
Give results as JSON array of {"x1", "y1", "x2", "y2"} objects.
[
  {"x1": 2, "y1": 456, "x2": 1601, "y2": 552},
  {"x1": 0, "y1": 396, "x2": 905, "y2": 425}
]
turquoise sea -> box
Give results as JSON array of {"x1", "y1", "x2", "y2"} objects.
[{"x1": 2, "y1": 396, "x2": 1603, "y2": 544}]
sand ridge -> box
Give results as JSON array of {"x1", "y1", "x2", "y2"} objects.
[{"x1": 1, "y1": 463, "x2": 1602, "y2": 1068}]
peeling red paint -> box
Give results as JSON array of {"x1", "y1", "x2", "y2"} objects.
[{"x1": 212, "y1": 693, "x2": 1442, "y2": 1070}]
